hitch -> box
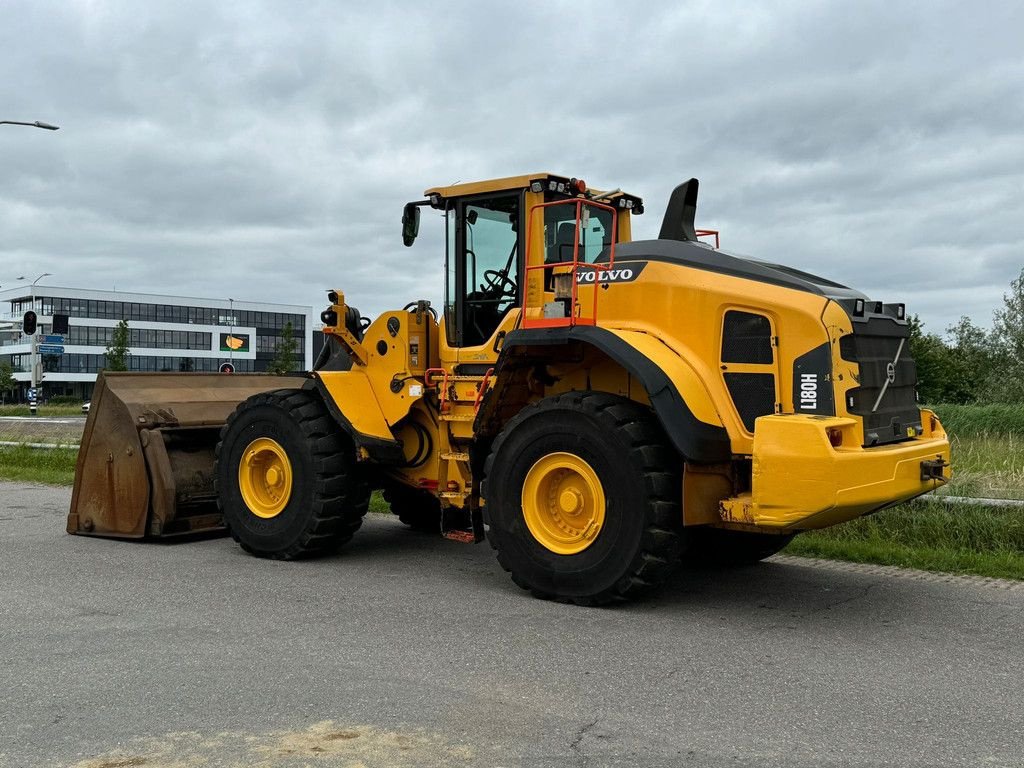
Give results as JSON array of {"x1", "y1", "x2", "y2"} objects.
[{"x1": 920, "y1": 457, "x2": 950, "y2": 482}]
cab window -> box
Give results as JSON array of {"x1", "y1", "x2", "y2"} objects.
[
  {"x1": 543, "y1": 200, "x2": 613, "y2": 265},
  {"x1": 446, "y1": 194, "x2": 520, "y2": 347}
]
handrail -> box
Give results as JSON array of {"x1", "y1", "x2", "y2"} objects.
[
  {"x1": 521, "y1": 198, "x2": 619, "y2": 329},
  {"x1": 696, "y1": 229, "x2": 720, "y2": 249}
]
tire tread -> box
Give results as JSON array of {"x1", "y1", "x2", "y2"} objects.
[
  {"x1": 215, "y1": 388, "x2": 368, "y2": 560},
  {"x1": 482, "y1": 391, "x2": 682, "y2": 605}
]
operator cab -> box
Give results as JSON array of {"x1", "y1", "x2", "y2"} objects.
[{"x1": 403, "y1": 173, "x2": 644, "y2": 348}]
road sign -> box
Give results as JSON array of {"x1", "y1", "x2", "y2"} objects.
[
  {"x1": 27, "y1": 388, "x2": 37, "y2": 400},
  {"x1": 219, "y1": 362, "x2": 235, "y2": 374},
  {"x1": 37, "y1": 344, "x2": 65, "y2": 355},
  {"x1": 43, "y1": 335, "x2": 65, "y2": 344}
]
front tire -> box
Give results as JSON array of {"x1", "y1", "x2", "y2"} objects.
[
  {"x1": 482, "y1": 392, "x2": 681, "y2": 605},
  {"x1": 215, "y1": 388, "x2": 369, "y2": 559}
]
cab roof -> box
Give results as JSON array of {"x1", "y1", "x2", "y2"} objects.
[{"x1": 423, "y1": 173, "x2": 641, "y2": 207}]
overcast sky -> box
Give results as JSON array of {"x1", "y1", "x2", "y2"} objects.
[{"x1": 1, "y1": 1, "x2": 1021, "y2": 335}]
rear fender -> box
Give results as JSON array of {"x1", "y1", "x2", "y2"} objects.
[{"x1": 479, "y1": 326, "x2": 731, "y2": 462}]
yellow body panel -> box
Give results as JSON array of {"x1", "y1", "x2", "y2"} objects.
[
  {"x1": 357, "y1": 309, "x2": 437, "y2": 427},
  {"x1": 719, "y1": 411, "x2": 951, "y2": 530},
  {"x1": 604, "y1": 328, "x2": 724, "y2": 428},
  {"x1": 315, "y1": 369, "x2": 395, "y2": 441},
  {"x1": 587, "y1": 259, "x2": 832, "y2": 453}
]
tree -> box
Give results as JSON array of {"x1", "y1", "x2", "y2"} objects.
[
  {"x1": 268, "y1": 322, "x2": 297, "y2": 375},
  {"x1": 981, "y1": 267, "x2": 1024, "y2": 403},
  {"x1": 0, "y1": 361, "x2": 15, "y2": 404},
  {"x1": 104, "y1": 320, "x2": 131, "y2": 372},
  {"x1": 908, "y1": 315, "x2": 956, "y2": 404}
]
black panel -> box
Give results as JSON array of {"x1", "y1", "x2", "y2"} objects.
[
  {"x1": 659, "y1": 179, "x2": 699, "y2": 241},
  {"x1": 793, "y1": 343, "x2": 835, "y2": 415},
  {"x1": 837, "y1": 316, "x2": 920, "y2": 446},
  {"x1": 722, "y1": 311, "x2": 773, "y2": 364},
  {"x1": 724, "y1": 373, "x2": 776, "y2": 432}
]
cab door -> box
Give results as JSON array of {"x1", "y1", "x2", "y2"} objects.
[{"x1": 441, "y1": 191, "x2": 522, "y2": 364}]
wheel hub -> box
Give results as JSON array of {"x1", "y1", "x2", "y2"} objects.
[
  {"x1": 521, "y1": 452, "x2": 606, "y2": 555},
  {"x1": 238, "y1": 437, "x2": 293, "y2": 519}
]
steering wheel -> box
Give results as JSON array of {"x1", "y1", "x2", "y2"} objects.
[{"x1": 481, "y1": 269, "x2": 517, "y2": 297}]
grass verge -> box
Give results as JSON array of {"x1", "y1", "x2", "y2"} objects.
[
  {"x1": 0, "y1": 445, "x2": 79, "y2": 485},
  {"x1": 786, "y1": 497, "x2": 1024, "y2": 580},
  {"x1": 0, "y1": 404, "x2": 85, "y2": 417},
  {"x1": 929, "y1": 403, "x2": 1024, "y2": 437}
]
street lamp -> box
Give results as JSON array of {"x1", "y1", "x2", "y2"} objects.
[
  {"x1": 0, "y1": 120, "x2": 59, "y2": 130},
  {"x1": 2, "y1": 123, "x2": 58, "y2": 410}
]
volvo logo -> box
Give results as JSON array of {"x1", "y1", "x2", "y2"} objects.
[{"x1": 886, "y1": 362, "x2": 897, "y2": 384}]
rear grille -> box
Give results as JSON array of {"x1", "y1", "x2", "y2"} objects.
[
  {"x1": 724, "y1": 373, "x2": 776, "y2": 432},
  {"x1": 722, "y1": 311, "x2": 774, "y2": 364},
  {"x1": 840, "y1": 317, "x2": 920, "y2": 446}
]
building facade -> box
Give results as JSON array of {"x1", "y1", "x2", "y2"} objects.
[{"x1": 0, "y1": 285, "x2": 313, "y2": 401}]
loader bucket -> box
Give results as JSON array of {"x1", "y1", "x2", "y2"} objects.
[{"x1": 68, "y1": 372, "x2": 305, "y2": 539}]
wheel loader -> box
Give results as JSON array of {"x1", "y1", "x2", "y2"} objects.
[{"x1": 68, "y1": 173, "x2": 952, "y2": 604}]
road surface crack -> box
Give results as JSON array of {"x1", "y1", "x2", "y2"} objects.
[
  {"x1": 818, "y1": 582, "x2": 877, "y2": 612},
  {"x1": 569, "y1": 716, "x2": 599, "y2": 767}
]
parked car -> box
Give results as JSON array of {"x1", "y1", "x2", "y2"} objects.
[{"x1": 82, "y1": 402, "x2": 90, "y2": 414}]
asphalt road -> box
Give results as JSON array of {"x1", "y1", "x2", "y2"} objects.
[{"x1": 2, "y1": 482, "x2": 1022, "y2": 768}]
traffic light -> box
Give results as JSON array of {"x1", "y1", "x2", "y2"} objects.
[
  {"x1": 22, "y1": 311, "x2": 37, "y2": 335},
  {"x1": 52, "y1": 313, "x2": 69, "y2": 334}
]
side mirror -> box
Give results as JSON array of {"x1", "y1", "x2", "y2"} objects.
[{"x1": 402, "y1": 203, "x2": 421, "y2": 247}]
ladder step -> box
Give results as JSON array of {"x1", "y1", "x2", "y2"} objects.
[
  {"x1": 441, "y1": 452, "x2": 470, "y2": 462},
  {"x1": 439, "y1": 413, "x2": 475, "y2": 422},
  {"x1": 439, "y1": 491, "x2": 468, "y2": 500}
]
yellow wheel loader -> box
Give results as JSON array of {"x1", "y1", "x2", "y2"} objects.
[{"x1": 69, "y1": 173, "x2": 952, "y2": 604}]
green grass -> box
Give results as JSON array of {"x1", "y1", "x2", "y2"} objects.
[
  {"x1": 787, "y1": 498, "x2": 1024, "y2": 580},
  {"x1": 369, "y1": 490, "x2": 389, "y2": 515},
  {"x1": 0, "y1": 445, "x2": 79, "y2": 485},
  {"x1": 0, "y1": 404, "x2": 85, "y2": 417},
  {"x1": 929, "y1": 402, "x2": 1024, "y2": 437},
  {"x1": 937, "y1": 432, "x2": 1024, "y2": 500}
]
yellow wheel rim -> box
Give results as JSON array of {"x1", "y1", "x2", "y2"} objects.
[
  {"x1": 521, "y1": 452, "x2": 606, "y2": 555},
  {"x1": 238, "y1": 437, "x2": 293, "y2": 519}
]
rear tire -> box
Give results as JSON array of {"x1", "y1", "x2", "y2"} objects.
[
  {"x1": 482, "y1": 392, "x2": 681, "y2": 605},
  {"x1": 215, "y1": 388, "x2": 369, "y2": 559},
  {"x1": 685, "y1": 528, "x2": 795, "y2": 566}
]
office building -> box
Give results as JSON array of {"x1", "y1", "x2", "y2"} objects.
[{"x1": 0, "y1": 285, "x2": 313, "y2": 401}]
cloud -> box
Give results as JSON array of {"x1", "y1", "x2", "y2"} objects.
[{"x1": 1, "y1": 0, "x2": 1021, "y2": 335}]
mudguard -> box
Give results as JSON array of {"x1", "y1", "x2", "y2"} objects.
[
  {"x1": 305, "y1": 371, "x2": 405, "y2": 463},
  {"x1": 486, "y1": 326, "x2": 732, "y2": 462}
]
